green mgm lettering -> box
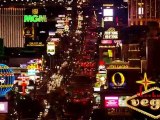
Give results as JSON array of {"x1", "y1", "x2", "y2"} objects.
[{"x1": 24, "y1": 15, "x2": 47, "y2": 22}]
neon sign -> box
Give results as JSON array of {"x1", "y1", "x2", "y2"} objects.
[
  {"x1": 119, "y1": 96, "x2": 130, "y2": 107},
  {"x1": 136, "y1": 73, "x2": 155, "y2": 91},
  {"x1": 0, "y1": 64, "x2": 15, "y2": 97},
  {"x1": 27, "y1": 63, "x2": 38, "y2": 70},
  {"x1": 24, "y1": 15, "x2": 47, "y2": 22},
  {"x1": 126, "y1": 87, "x2": 160, "y2": 119},
  {"x1": 17, "y1": 74, "x2": 30, "y2": 95},
  {"x1": 104, "y1": 27, "x2": 118, "y2": 39},
  {"x1": 23, "y1": 27, "x2": 34, "y2": 38},
  {"x1": 26, "y1": 42, "x2": 44, "y2": 47},
  {"x1": 0, "y1": 102, "x2": 8, "y2": 113},
  {"x1": 112, "y1": 72, "x2": 125, "y2": 86},
  {"x1": 0, "y1": 78, "x2": 5, "y2": 84},
  {"x1": 47, "y1": 42, "x2": 55, "y2": 55},
  {"x1": 32, "y1": 9, "x2": 38, "y2": 14},
  {"x1": 108, "y1": 65, "x2": 129, "y2": 69},
  {"x1": 109, "y1": 72, "x2": 126, "y2": 89},
  {"x1": 95, "y1": 73, "x2": 107, "y2": 88},
  {"x1": 105, "y1": 96, "x2": 119, "y2": 108},
  {"x1": 101, "y1": 40, "x2": 113, "y2": 44},
  {"x1": 28, "y1": 69, "x2": 36, "y2": 76},
  {"x1": 126, "y1": 73, "x2": 159, "y2": 119}
]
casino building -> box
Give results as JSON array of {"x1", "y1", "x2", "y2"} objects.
[
  {"x1": 128, "y1": 0, "x2": 160, "y2": 26},
  {"x1": 0, "y1": 8, "x2": 25, "y2": 47},
  {"x1": 93, "y1": 1, "x2": 160, "y2": 119}
]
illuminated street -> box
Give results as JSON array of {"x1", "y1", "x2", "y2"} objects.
[{"x1": 0, "y1": 0, "x2": 160, "y2": 120}]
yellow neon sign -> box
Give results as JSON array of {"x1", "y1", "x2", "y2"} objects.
[
  {"x1": 27, "y1": 64, "x2": 38, "y2": 70},
  {"x1": 32, "y1": 9, "x2": 38, "y2": 15},
  {"x1": 111, "y1": 72, "x2": 125, "y2": 86},
  {"x1": 108, "y1": 65, "x2": 129, "y2": 69},
  {"x1": 126, "y1": 87, "x2": 160, "y2": 119},
  {"x1": 136, "y1": 73, "x2": 155, "y2": 91}
]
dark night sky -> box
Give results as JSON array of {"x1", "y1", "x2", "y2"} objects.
[{"x1": 114, "y1": 0, "x2": 128, "y2": 6}]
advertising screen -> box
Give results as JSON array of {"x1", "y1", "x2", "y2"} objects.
[
  {"x1": 93, "y1": 87, "x2": 101, "y2": 92},
  {"x1": 107, "y1": 70, "x2": 140, "y2": 92},
  {"x1": 105, "y1": 96, "x2": 119, "y2": 108},
  {"x1": 49, "y1": 31, "x2": 55, "y2": 36},
  {"x1": 103, "y1": 9, "x2": 113, "y2": 16},
  {"x1": 47, "y1": 42, "x2": 55, "y2": 55},
  {"x1": 104, "y1": 16, "x2": 113, "y2": 21},
  {"x1": 0, "y1": 102, "x2": 8, "y2": 113},
  {"x1": 118, "y1": 96, "x2": 130, "y2": 107},
  {"x1": 27, "y1": 69, "x2": 36, "y2": 76},
  {"x1": 101, "y1": 40, "x2": 113, "y2": 44},
  {"x1": 105, "y1": 96, "x2": 131, "y2": 108}
]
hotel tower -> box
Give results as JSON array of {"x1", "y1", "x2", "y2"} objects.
[{"x1": 128, "y1": 0, "x2": 160, "y2": 26}]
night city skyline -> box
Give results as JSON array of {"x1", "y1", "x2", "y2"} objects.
[{"x1": 0, "y1": 0, "x2": 160, "y2": 120}]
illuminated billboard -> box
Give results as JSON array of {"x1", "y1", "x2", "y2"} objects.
[
  {"x1": 105, "y1": 96, "x2": 119, "y2": 108},
  {"x1": 49, "y1": 31, "x2": 55, "y2": 36},
  {"x1": 103, "y1": 9, "x2": 113, "y2": 16},
  {"x1": 24, "y1": 15, "x2": 47, "y2": 22},
  {"x1": 104, "y1": 27, "x2": 118, "y2": 39},
  {"x1": 0, "y1": 102, "x2": 8, "y2": 113},
  {"x1": 104, "y1": 17, "x2": 113, "y2": 22},
  {"x1": 118, "y1": 96, "x2": 130, "y2": 107},
  {"x1": 105, "y1": 96, "x2": 130, "y2": 108},
  {"x1": 23, "y1": 27, "x2": 34, "y2": 38},
  {"x1": 101, "y1": 40, "x2": 113, "y2": 44},
  {"x1": 27, "y1": 69, "x2": 36, "y2": 76},
  {"x1": 102, "y1": 5, "x2": 113, "y2": 22},
  {"x1": 47, "y1": 42, "x2": 55, "y2": 55}
]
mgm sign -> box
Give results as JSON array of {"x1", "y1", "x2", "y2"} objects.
[
  {"x1": 24, "y1": 9, "x2": 47, "y2": 22},
  {"x1": 24, "y1": 15, "x2": 47, "y2": 22}
]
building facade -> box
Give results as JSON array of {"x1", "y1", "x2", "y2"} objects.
[
  {"x1": 128, "y1": 0, "x2": 160, "y2": 26},
  {"x1": 0, "y1": 8, "x2": 25, "y2": 47}
]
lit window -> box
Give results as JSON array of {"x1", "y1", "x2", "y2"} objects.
[{"x1": 138, "y1": 7, "x2": 144, "y2": 15}]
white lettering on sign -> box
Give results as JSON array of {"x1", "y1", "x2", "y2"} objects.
[{"x1": 104, "y1": 27, "x2": 118, "y2": 39}]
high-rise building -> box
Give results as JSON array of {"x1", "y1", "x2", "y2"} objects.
[
  {"x1": 0, "y1": 8, "x2": 25, "y2": 48},
  {"x1": 128, "y1": 0, "x2": 160, "y2": 26}
]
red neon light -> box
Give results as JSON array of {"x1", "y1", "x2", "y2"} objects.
[{"x1": 99, "y1": 60, "x2": 105, "y2": 65}]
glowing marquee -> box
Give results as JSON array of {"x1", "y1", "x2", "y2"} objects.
[
  {"x1": 26, "y1": 42, "x2": 44, "y2": 47},
  {"x1": 104, "y1": 27, "x2": 118, "y2": 39},
  {"x1": 108, "y1": 65, "x2": 129, "y2": 69}
]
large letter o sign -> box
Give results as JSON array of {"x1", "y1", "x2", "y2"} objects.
[{"x1": 111, "y1": 72, "x2": 125, "y2": 86}]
